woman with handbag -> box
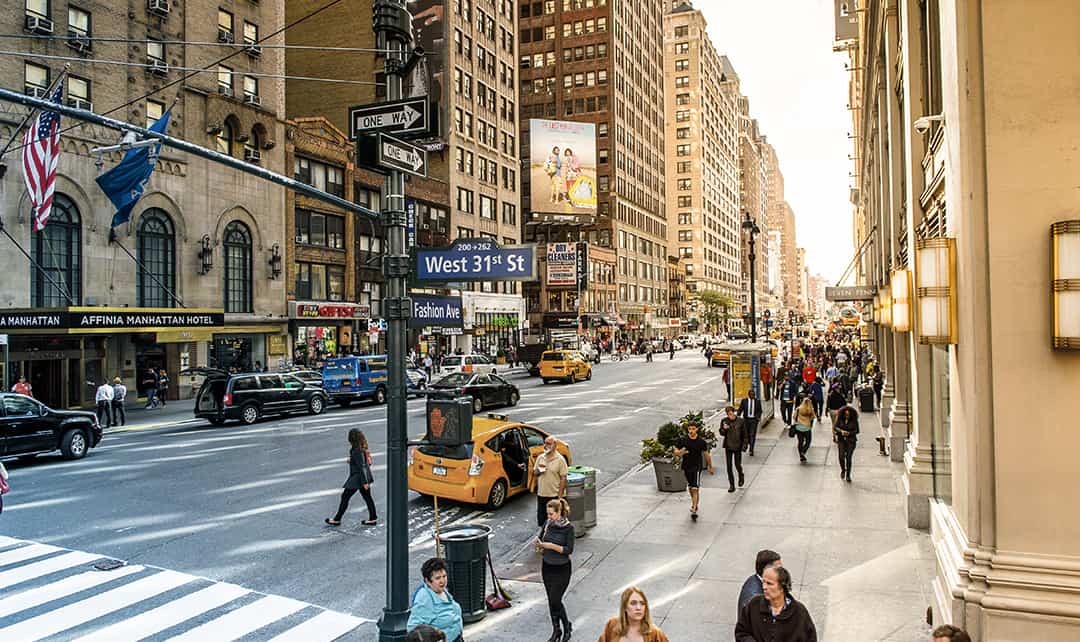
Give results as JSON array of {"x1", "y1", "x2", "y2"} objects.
[
  {"x1": 832, "y1": 405, "x2": 860, "y2": 482},
  {"x1": 793, "y1": 398, "x2": 816, "y2": 463},
  {"x1": 325, "y1": 429, "x2": 377, "y2": 526},
  {"x1": 597, "y1": 586, "x2": 670, "y2": 642},
  {"x1": 537, "y1": 498, "x2": 575, "y2": 642}
]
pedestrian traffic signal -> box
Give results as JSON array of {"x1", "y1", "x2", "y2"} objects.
[{"x1": 425, "y1": 397, "x2": 473, "y2": 446}]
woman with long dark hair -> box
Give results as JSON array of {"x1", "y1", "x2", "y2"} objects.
[
  {"x1": 833, "y1": 405, "x2": 860, "y2": 482},
  {"x1": 325, "y1": 429, "x2": 377, "y2": 526},
  {"x1": 536, "y1": 497, "x2": 574, "y2": 641}
]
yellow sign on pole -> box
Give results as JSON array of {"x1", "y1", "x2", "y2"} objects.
[{"x1": 732, "y1": 356, "x2": 753, "y2": 401}]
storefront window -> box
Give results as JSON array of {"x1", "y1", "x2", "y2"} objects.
[
  {"x1": 137, "y1": 209, "x2": 176, "y2": 308},
  {"x1": 294, "y1": 326, "x2": 341, "y2": 367},
  {"x1": 473, "y1": 313, "x2": 520, "y2": 356},
  {"x1": 31, "y1": 193, "x2": 81, "y2": 307},
  {"x1": 223, "y1": 221, "x2": 253, "y2": 313}
]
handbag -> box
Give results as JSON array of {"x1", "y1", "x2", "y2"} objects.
[
  {"x1": 484, "y1": 553, "x2": 512, "y2": 610},
  {"x1": 788, "y1": 426, "x2": 797, "y2": 438}
]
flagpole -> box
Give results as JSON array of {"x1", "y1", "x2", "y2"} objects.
[
  {"x1": 108, "y1": 229, "x2": 186, "y2": 309},
  {"x1": 0, "y1": 66, "x2": 68, "y2": 160},
  {"x1": 0, "y1": 217, "x2": 76, "y2": 306}
]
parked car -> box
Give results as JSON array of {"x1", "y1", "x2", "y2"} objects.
[
  {"x1": 285, "y1": 369, "x2": 323, "y2": 388},
  {"x1": 440, "y1": 354, "x2": 498, "y2": 375},
  {"x1": 322, "y1": 355, "x2": 389, "y2": 406},
  {"x1": 0, "y1": 393, "x2": 102, "y2": 461},
  {"x1": 183, "y1": 369, "x2": 329, "y2": 425},
  {"x1": 408, "y1": 415, "x2": 571, "y2": 509},
  {"x1": 539, "y1": 350, "x2": 593, "y2": 384},
  {"x1": 429, "y1": 372, "x2": 519, "y2": 413}
]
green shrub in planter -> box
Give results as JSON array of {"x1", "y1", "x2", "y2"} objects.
[{"x1": 640, "y1": 411, "x2": 716, "y2": 470}]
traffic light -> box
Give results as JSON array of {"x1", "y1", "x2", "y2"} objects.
[{"x1": 425, "y1": 397, "x2": 473, "y2": 447}]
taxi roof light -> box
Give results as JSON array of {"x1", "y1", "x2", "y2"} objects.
[{"x1": 487, "y1": 413, "x2": 509, "y2": 421}]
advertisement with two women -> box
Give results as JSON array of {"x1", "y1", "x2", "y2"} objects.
[{"x1": 528, "y1": 119, "x2": 598, "y2": 216}]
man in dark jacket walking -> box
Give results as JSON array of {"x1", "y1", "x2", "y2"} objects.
[
  {"x1": 738, "y1": 549, "x2": 783, "y2": 615},
  {"x1": 737, "y1": 389, "x2": 762, "y2": 456},
  {"x1": 736, "y1": 566, "x2": 817, "y2": 642},
  {"x1": 719, "y1": 406, "x2": 747, "y2": 492}
]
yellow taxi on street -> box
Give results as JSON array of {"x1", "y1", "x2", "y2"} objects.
[
  {"x1": 708, "y1": 345, "x2": 730, "y2": 367},
  {"x1": 539, "y1": 350, "x2": 593, "y2": 384},
  {"x1": 408, "y1": 414, "x2": 572, "y2": 510}
]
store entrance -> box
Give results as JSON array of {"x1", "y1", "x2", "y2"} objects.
[
  {"x1": 135, "y1": 337, "x2": 168, "y2": 400},
  {"x1": 212, "y1": 337, "x2": 253, "y2": 373},
  {"x1": 27, "y1": 360, "x2": 64, "y2": 408}
]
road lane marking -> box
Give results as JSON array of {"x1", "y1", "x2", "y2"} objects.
[
  {"x1": 0, "y1": 565, "x2": 146, "y2": 620},
  {"x1": 266, "y1": 609, "x2": 373, "y2": 642},
  {"x1": 71, "y1": 582, "x2": 250, "y2": 642},
  {"x1": 166, "y1": 593, "x2": 308, "y2": 642},
  {"x1": 0, "y1": 551, "x2": 100, "y2": 588},
  {"x1": 0, "y1": 542, "x2": 63, "y2": 566}
]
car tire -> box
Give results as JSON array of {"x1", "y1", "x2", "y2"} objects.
[
  {"x1": 542, "y1": 378, "x2": 550, "y2": 385},
  {"x1": 585, "y1": 369, "x2": 592, "y2": 381},
  {"x1": 472, "y1": 395, "x2": 484, "y2": 413},
  {"x1": 486, "y1": 479, "x2": 508, "y2": 510},
  {"x1": 375, "y1": 387, "x2": 387, "y2": 405},
  {"x1": 309, "y1": 396, "x2": 325, "y2": 415},
  {"x1": 240, "y1": 404, "x2": 260, "y2": 425},
  {"x1": 60, "y1": 428, "x2": 89, "y2": 460},
  {"x1": 208, "y1": 418, "x2": 226, "y2": 426},
  {"x1": 509, "y1": 391, "x2": 519, "y2": 406}
]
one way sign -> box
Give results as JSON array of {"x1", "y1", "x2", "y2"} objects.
[
  {"x1": 376, "y1": 133, "x2": 427, "y2": 178},
  {"x1": 348, "y1": 97, "x2": 431, "y2": 140}
]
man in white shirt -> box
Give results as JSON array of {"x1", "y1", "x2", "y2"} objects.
[{"x1": 94, "y1": 380, "x2": 114, "y2": 428}]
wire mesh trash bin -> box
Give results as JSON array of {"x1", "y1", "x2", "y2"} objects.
[
  {"x1": 436, "y1": 523, "x2": 492, "y2": 623},
  {"x1": 565, "y1": 472, "x2": 588, "y2": 537},
  {"x1": 568, "y1": 465, "x2": 597, "y2": 528}
]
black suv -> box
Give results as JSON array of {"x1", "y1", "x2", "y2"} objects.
[
  {"x1": 183, "y1": 369, "x2": 331, "y2": 426},
  {"x1": 1, "y1": 393, "x2": 102, "y2": 460}
]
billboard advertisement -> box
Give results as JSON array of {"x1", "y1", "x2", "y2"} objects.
[
  {"x1": 529, "y1": 119, "x2": 598, "y2": 216},
  {"x1": 547, "y1": 242, "x2": 578, "y2": 286},
  {"x1": 834, "y1": 0, "x2": 859, "y2": 41},
  {"x1": 407, "y1": 1, "x2": 447, "y2": 139}
]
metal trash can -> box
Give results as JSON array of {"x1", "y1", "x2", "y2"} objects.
[
  {"x1": 565, "y1": 472, "x2": 588, "y2": 537},
  {"x1": 436, "y1": 523, "x2": 492, "y2": 623},
  {"x1": 858, "y1": 386, "x2": 876, "y2": 412},
  {"x1": 568, "y1": 465, "x2": 597, "y2": 528}
]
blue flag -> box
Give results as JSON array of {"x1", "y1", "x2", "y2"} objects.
[{"x1": 97, "y1": 110, "x2": 171, "y2": 228}]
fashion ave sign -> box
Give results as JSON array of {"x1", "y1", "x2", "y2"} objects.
[{"x1": 409, "y1": 295, "x2": 464, "y2": 328}]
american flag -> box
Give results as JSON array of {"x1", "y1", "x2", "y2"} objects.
[{"x1": 22, "y1": 84, "x2": 64, "y2": 232}]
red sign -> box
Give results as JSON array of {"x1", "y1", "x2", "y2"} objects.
[
  {"x1": 668, "y1": 318, "x2": 681, "y2": 327},
  {"x1": 291, "y1": 302, "x2": 370, "y2": 320}
]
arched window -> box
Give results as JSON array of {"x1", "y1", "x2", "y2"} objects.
[
  {"x1": 223, "y1": 220, "x2": 252, "y2": 312},
  {"x1": 215, "y1": 119, "x2": 233, "y2": 155},
  {"x1": 137, "y1": 209, "x2": 176, "y2": 308},
  {"x1": 244, "y1": 125, "x2": 261, "y2": 161},
  {"x1": 31, "y1": 193, "x2": 81, "y2": 307}
]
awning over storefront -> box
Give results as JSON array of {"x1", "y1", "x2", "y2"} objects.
[{"x1": 0, "y1": 307, "x2": 225, "y2": 334}]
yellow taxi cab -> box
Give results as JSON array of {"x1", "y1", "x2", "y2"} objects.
[
  {"x1": 539, "y1": 350, "x2": 593, "y2": 384},
  {"x1": 708, "y1": 345, "x2": 730, "y2": 367},
  {"x1": 408, "y1": 414, "x2": 572, "y2": 510}
]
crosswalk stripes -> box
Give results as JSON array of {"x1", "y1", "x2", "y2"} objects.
[{"x1": 0, "y1": 537, "x2": 371, "y2": 641}]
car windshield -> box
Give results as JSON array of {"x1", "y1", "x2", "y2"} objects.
[
  {"x1": 442, "y1": 357, "x2": 462, "y2": 366},
  {"x1": 434, "y1": 373, "x2": 474, "y2": 387},
  {"x1": 542, "y1": 353, "x2": 566, "y2": 361}
]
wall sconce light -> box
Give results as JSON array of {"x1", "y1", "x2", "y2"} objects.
[
  {"x1": 1051, "y1": 220, "x2": 1080, "y2": 349},
  {"x1": 916, "y1": 237, "x2": 958, "y2": 344},
  {"x1": 891, "y1": 269, "x2": 912, "y2": 332},
  {"x1": 269, "y1": 243, "x2": 282, "y2": 280},
  {"x1": 199, "y1": 234, "x2": 213, "y2": 274},
  {"x1": 878, "y1": 285, "x2": 892, "y2": 327}
]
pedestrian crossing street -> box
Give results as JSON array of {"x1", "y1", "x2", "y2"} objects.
[{"x1": 0, "y1": 536, "x2": 371, "y2": 641}]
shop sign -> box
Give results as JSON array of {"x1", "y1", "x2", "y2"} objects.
[
  {"x1": 542, "y1": 313, "x2": 579, "y2": 329},
  {"x1": 268, "y1": 334, "x2": 287, "y2": 355},
  {"x1": 429, "y1": 326, "x2": 463, "y2": 336},
  {"x1": 409, "y1": 295, "x2": 464, "y2": 328},
  {"x1": 0, "y1": 309, "x2": 224, "y2": 330},
  {"x1": 668, "y1": 318, "x2": 681, "y2": 327},
  {"x1": 291, "y1": 302, "x2": 370, "y2": 320},
  {"x1": 546, "y1": 242, "x2": 577, "y2": 286}
]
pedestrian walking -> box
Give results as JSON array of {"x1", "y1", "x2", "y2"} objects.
[
  {"x1": 94, "y1": 380, "x2": 114, "y2": 428},
  {"x1": 735, "y1": 566, "x2": 817, "y2": 642},
  {"x1": 720, "y1": 406, "x2": 747, "y2": 493},
  {"x1": 157, "y1": 369, "x2": 169, "y2": 406},
  {"x1": 532, "y1": 435, "x2": 568, "y2": 527},
  {"x1": 11, "y1": 376, "x2": 32, "y2": 397},
  {"x1": 671, "y1": 420, "x2": 713, "y2": 519},
  {"x1": 810, "y1": 377, "x2": 824, "y2": 421},
  {"x1": 871, "y1": 368, "x2": 884, "y2": 409},
  {"x1": 407, "y1": 558, "x2": 465, "y2": 642},
  {"x1": 738, "y1": 549, "x2": 783, "y2": 614},
  {"x1": 780, "y1": 375, "x2": 798, "y2": 426},
  {"x1": 737, "y1": 389, "x2": 762, "y2": 456},
  {"x1": 597, "y1": 586, "x2": 669, "y2": 642},
  {"x1": 423, "y1": 353, "x2": 434, "y2": 379},
  {"x1": 931, "y1": 624, "x2": 971, "y2": 642},
  {"x1": 537, "y1": 497, "x2": 574, "y2": 642},
  {"x1": 645, "y1": 343, "x2": 653, "y2": 362},
  {"x1": 325, "y1": 428, "x2": 377, "y2": 526},
  {"x1": 833, "y1": 405, "x2": 859, "y2": 482},
  {"x1": 406, "y1": 624, "x2": 446, "y2": 642},
  {"x1": 141, "y1": 368, "x2": 159, "y2": 409},
  {"x1": 793, "y1": 398, "x2": 816, "y2": 462},
  {"x1": 110, "y1": 377, "x2": 127, "y2": 427},
  {"x1": 826, "y1": 384, "x2": 847, "y2": 425},
  {"x1": 669, "y1": 342, "x2": 675, "y2": 360}
]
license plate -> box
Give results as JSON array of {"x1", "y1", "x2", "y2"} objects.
[
  {"x1": 432, "y1": 465, "x2": 447, "y2": 477},
  {"x1": 341, "y1": 381, "x2": 351, "y2": 386}
]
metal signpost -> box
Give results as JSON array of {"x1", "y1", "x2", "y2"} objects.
[
  {"x1": 348, "y1": 97, "x2": 431, "y2": 140},
  {"x1": 415, "y1": 238, "x2": 537, "y2": 282}
]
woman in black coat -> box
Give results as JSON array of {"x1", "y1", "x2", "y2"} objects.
[
  {"x1": 326, "y1": 429, "x2": 377, "y2": 526},
  {"x1": 833, "y1": 405, "x2": 859, "y2": 482},
  {"x1": 736, "y1": 566, "x2": 817, "y2": 642}
]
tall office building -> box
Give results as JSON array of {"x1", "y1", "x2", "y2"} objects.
[
  {"x1": 519, "y1": 0, "x2": 669, "y2": 338},
  {"x1": 736, "y1": 100, "x2": 771, "y2": 323},
  {"x1": 664, "y1": 3, "x2": 742, "y2": 308},
  {"x1": 285, "y1": 0, "x2": 526, "y2": 355},
  {"x1": 0, "y1": 0, "x2": 289, "y2": 407}
]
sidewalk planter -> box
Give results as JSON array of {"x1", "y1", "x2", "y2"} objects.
[{"x1": 651, "y1": 458, "x2": 687, "y2": 492}]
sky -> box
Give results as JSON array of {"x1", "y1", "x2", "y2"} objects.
[{"x1": 697, "y1": 0, "x2": 854, "y2": 284}]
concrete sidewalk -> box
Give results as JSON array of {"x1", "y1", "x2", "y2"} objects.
[{"x1": 472, "y1": 408, "x2": 935, "y2": 641}]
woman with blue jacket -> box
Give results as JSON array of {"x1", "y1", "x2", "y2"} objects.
[{"x1": 407, "y1": 558, "x2": 465, "y2": 642}]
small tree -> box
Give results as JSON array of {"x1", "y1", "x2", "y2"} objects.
[{"x1": 698, "y1": 290, "x2": 735, "y2": 335}]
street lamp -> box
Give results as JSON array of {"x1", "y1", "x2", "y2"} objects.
[{"x1": 741, "y1": 212, "x2": 761, "y2": 342}]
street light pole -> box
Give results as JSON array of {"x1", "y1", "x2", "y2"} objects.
[
  {"x1": 742, "y1": 213, "x2": 760, "y2": 343},
  {"x1": 373, "y1": 1, "x2": 413, "y2": 640}
]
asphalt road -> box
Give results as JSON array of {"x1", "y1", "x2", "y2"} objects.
[{"x1": 0, "y1": 350, "x2": 725, "y2": 622}]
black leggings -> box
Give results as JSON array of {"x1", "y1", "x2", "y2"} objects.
[
  {"x1": 837, "y1": 438, "x2": 856, "y2": 472},
  {"x1": 334, "y1": 486, "x2": 376, "y2": 521},
  {"x1": 796, "y1": 430, "x2": 812, "y2": 455},
  {"x1": 542, "y1": 561, "x2": 572, "y2": 623}
]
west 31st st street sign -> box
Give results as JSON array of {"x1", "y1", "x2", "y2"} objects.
[{"x1": 416, "y1": 238, "x2": 537, "y2": 282}]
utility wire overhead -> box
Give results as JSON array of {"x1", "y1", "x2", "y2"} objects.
[{"x1": 0, "y1": 32, "x2": 389, "y2": 53}]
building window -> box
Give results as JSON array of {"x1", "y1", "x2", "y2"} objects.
[
  {"x1": 674, "y1": 26, "x2": 688, "y2": 37},
  {"x1": 293, "y1": 157, "x2": 344, "y2": 197},
  {"x1": 502, "y1": 202, "x2": 516, "y2": 225},
  {"x1": 31, "y1": 193, "x2": 81, "y2": 307},
  {"x1": 675, "y1": 42, "x2": 689, "y2": 55},
  {"x1": 217, "y1": 65, "x2": 233, "y2": 95},
  {"x1": 676, "y1": 127, "x2": 690, "y2": 139},
  {"x1": 146, "y1": 99, "x2": 165, "y2": 127},
  {"x1": 24, "y1": 62, "x2": 49, "y2": 96},
  {"x1": 295, "y1": 209, "x2": 345, "y2": 250},
  {"x1": 457, "y1": 187, "x2": 474, "y2": 213},
  {"x1": 68, "y1": 7, "x2": 90, "y2": 40},
  {"x1": 243, "y1": 75, "x2": 258, "y2": 99},
  {"x1": 675, "y1": 59, "x2": 689, "y2": 71},
  {"x1": 243, "y1": 21, "x2": 258, "y2": 45},
  {"x1": 676, "y1": 110, "x2": 690, "y2": 122},
  {"x1": 218, "y1": 9, "x2": 234, "y2": 40},
  {"x1": 677, "y1": 144, "x2": 690, "y2": 156},
  {"x1": 223, "y1": 220, "x2": 252, "y2": 313},
  {"x1": 137, "y1": 209, "x2": 176, "y2": 308},
  {"x1": 67, "y1": 76, "x2": 90, "y2": 107},
  {"x1": 26, "y1": 0, "x2": 48, "y2": 19},
  {"x1": 676, "y1": 93, "x2": 690, "y2": 105},
  {"x1": 678, "y1": 196, "x2": 692, "y2": 208},
  {"x1": 480, "y1": 195, "x2": 496, "y2": 220},
  {"x1": 675, "y1": 76, "x2": 689, "y2": 88},
  {"x1": 295, "y1": 262, "x2": 345, "y2": 301},
  {"x1": 147, "y1": 39, "x2": 165, "y2": 64},
  {"x1": 679, "y1": 213, "x2": 692, "y2": 225}
]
